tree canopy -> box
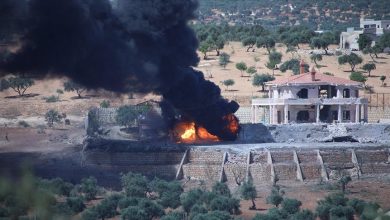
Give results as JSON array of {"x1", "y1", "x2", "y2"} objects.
[{"x1": 338, "y1": 53, "x2": 363, "y2": 72}]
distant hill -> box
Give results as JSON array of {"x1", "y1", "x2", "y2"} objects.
[{"x1": 197, "y1": 0, "x2": 390, "y2": 31}]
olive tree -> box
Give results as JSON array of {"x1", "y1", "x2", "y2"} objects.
[
  {"x1": 362, "y1": 63, "x2": 376, "y2": 77},
  {"x1": 235, "y1": 62, "x2": 247, "y2": 77},
  {"x1": 63, "y1": 80, "x2": 86, "y2": 98},
  {"x1": 219, "y1": 52, "x2": 230, "y2": 69},
  {"x1": 310, "y1": 54, "x2": 323, "y2": 66},
  {"x1": 253, "y1": 74, "x2": 275, "y2": 91},
  {"x1": 380, "y1": 75, "x2": 386, "y2": 86},
  {"x1": 240, "y1": 180, "x2": 257, "y2": 210},
  {"x1": 222, "y1": 79, "x2": 235, "y2": 91},
  {"x1": 45, "y1": 109, "x2": 63, "y2": 127},
  {"x1": 5, "y1": 76, "x2": 34, "y2": 96},
  {"x1": 338, "y1": 53, "x2": 363, "y2": 72}
]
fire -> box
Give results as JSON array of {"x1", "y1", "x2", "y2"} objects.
[
  {"x1": 174, "y1": 122, "x2": 219, "y2": 143},
  {"x1": 173, "y1": 114, "x2": 240, "y2": 143},
  {"x1": 224, "y1": 114, "x2": 240, "y2": 134},
  {"x1": 180, "y1": 122, "x2": 196, "y2": 140}
]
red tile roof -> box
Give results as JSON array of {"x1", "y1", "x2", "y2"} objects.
[{"x1": 266, "y1": 72, "x2": 362, "y2": 87}]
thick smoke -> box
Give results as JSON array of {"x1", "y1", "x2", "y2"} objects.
[{"x1": 0, "y1": 0, "x2": 240, "y2": 140}]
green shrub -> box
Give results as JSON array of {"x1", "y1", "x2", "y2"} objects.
[
  {"x1": 121, "y1": 206, "x2": 148, "y2": 220},
  {"x1": 121, "y1": 172, "x2": 148, "y2": 197},
  {"x1": 37, "y1": 178, "x2": 74, "y2": 196},
  {"x1": 192, "y1": 211, "x2": 233, "y2": 220},
  {"x1": 18, "y1": 121, "x2": 30, "y2": 128},
  {"x1": 290, "y1": 209, "x2": 315, "y2": 220},
  {"x1": 209, "y1": 196, "x2": 240, "y2": 214},
  {"x1": 80, "y1": 177, "x2": 98, "y2": 200},
  {"x1": 347, "y1": 198, "x2": 367, "y2": 216},
  {"x1": 81, "y1": 208, "x2": 99, "y2": 220},
  {"x1": 95, "y1": 196, "x2": 119, "y2": 219},
  {"x1": 100, "y1": 100, "x2": 110, "y2": 108},
  {"x1": 189, "y1": 204, "x2": 208, "y2": 219},
  {"x1": 329, "y1": 206, "x2": 354, "y2": 220},
  {"x1": 66, "y1": 196, "x2": 85, "y2": 214},
  {"x1": 266, "y1": 187, "x2": 284, "y2": 207},
  {"x1": 45, "y1": 95, "x2": 59, "y2": 103},
  {"x1": 281, "y1": 198, "x2": 302, "y2": 214},
  {"x1": 212, "y1": 182, "x2": 231, "y2": 198},
  {"x1": 118, "y1": 197, "x2": 139, "y2": 209},
  {"x1": 161, "y1": 211, "x2": 186, "y2": 220},
  {"x1": 180, "y1": 189, "x2": 205, "y2": 213},
  {"x1": 52, "y1": 202, "x2": 73, "y2": 217},
  {"x1": 149, "y1": 178, "x2": 183, "y2": 208},
  {"x1": 138, "y1": 198, "x2": 164, "y2": 219}
]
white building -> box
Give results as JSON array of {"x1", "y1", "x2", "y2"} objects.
[
  {"x1": 251, "y1": 62, "x2": 369, "y2": 124},
  {"x1": 339, "y1": 28, "x2": 363, "y2": 50},
  {"x1": 340, "y1": 18, "x2": 390, "y2": 50}
]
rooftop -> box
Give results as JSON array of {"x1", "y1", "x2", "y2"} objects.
[{"x1": 266, "y1": 71, "x2": 362, "y2": 87}]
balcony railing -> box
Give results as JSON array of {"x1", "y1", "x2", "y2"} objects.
[{"x1": 252, "y1": 97, "x2": 368, "y2": 106}]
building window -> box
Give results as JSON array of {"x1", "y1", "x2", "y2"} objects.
[
  {"x1": 343, "y1": 89, "x2": 350, "y2": 98},
  {"x1": 297, "y1": 111, "x2": 310, "y2": 122},
  {"x1": 297, "y1": 88, "x2": 308, "y2": 99},
  {"x1": 343, "y1": 111, "x2": 351, "y2": 121}
]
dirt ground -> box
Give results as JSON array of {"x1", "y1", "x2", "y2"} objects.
[{"x1": 196, "y1": 42, "x2": 390, "y2": 100}]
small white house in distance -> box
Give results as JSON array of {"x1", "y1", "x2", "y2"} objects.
[
  {"x1": 340, "y1": 18, "x2": 390, "y2": 50},
  {"x1": 251, "y1": 61, "x2": 369, "y2": 124}
]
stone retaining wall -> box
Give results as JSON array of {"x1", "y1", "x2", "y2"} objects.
[
  {"x1": 300, "y1": 164, "x2": 322, "y2": 180},
  {"x1": 84, "y1": 152, "x2": 183, "y2": 166},
  {"x1": 355, "y1": 150, "x2": 389, "y2": 163},
  {"x1": 274, "y1": 163, "x2": 297, "y2": 180},
  {"x1": 272, "y1": 151, "x2": 294, "y2": 163},
  {"x1": 81, "y1": 146, "x2": 390, "y2": 186},
  {"x1": 320, "y1": 150, "x2": 352, "y2": 165},
  {"x1": 249, "y1": 164, "x2": 271, "y2": 182},
  {"x1": 297, "y1": 151, "x2": 318, "y2": 163},
  {"x1": 187, "y1": 149, "x2": 224, "y2": 165},
  {"x1": 182, "y1": 164, "x2": 221, "y2": 182}
]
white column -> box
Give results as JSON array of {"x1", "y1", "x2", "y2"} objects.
[
  {"x1": 337, "y1": 88, "x2": 342, "y2": 98},
  {"x1": 284, "y1": 104, "x2": 289, "y2": 124},
  {"x1": 269, "y1": 105, "x2": 273, "y2": 124},
  {"x1": 316, "y1": 105, "x2": 320, "y2": 123},
  {"x1": 255, "y1": 106, "x2": 258, "y2": 123},
  {"x1": 251, "y1": 105, "x2": 254, "y2": 124},
  {"x1": 364, "y1": 104, "x2": 368, "y2": 123},
  {"x1": 338, "y1": 105, "x2": 342, "y2": 122},
  {"x1": 355, "y1": 104, "x2": 360, "y2": 123}
]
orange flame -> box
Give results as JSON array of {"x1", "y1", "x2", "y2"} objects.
[
  {"x1": 174, "y1": 121, "x2": 219, "y2": 143},
  {"x1": 224, "y1": 114, "x2": 239, "y2": 134}
]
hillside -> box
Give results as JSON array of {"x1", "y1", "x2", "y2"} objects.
[{"x1": 197, "y1": 0, "x2": 390, "y2": 31}]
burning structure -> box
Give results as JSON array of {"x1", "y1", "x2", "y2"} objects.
[{"x1": 0, "y1": 0, "x2": 240, "y2": 141}]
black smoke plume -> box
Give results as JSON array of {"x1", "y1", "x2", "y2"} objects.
[{"x1": 0, "y1": 0, "x2": 240, "y2": 140}]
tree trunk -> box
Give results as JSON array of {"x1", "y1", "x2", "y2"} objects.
[
  {"x1": 216, "y1": 49, "x2": 220, "y2": 56},
  {"x1": 246, "y1": 45, "x2": 253, "y2": 52},
  {"x1": 368, "y1": 71, "x2": 371, "y2": 77},
  {"x1": 262, "y1": 85, "x2": 265, "y2": 91},
  {"x1": 370, "y1": 54, "x2": 375, "y2": 62},
  {"x1": 251, "y1": 199, "x2": 256, "y2": 210},
  {"x1": 341, "y1": 183, "x2": 346, "y2": 193}
]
